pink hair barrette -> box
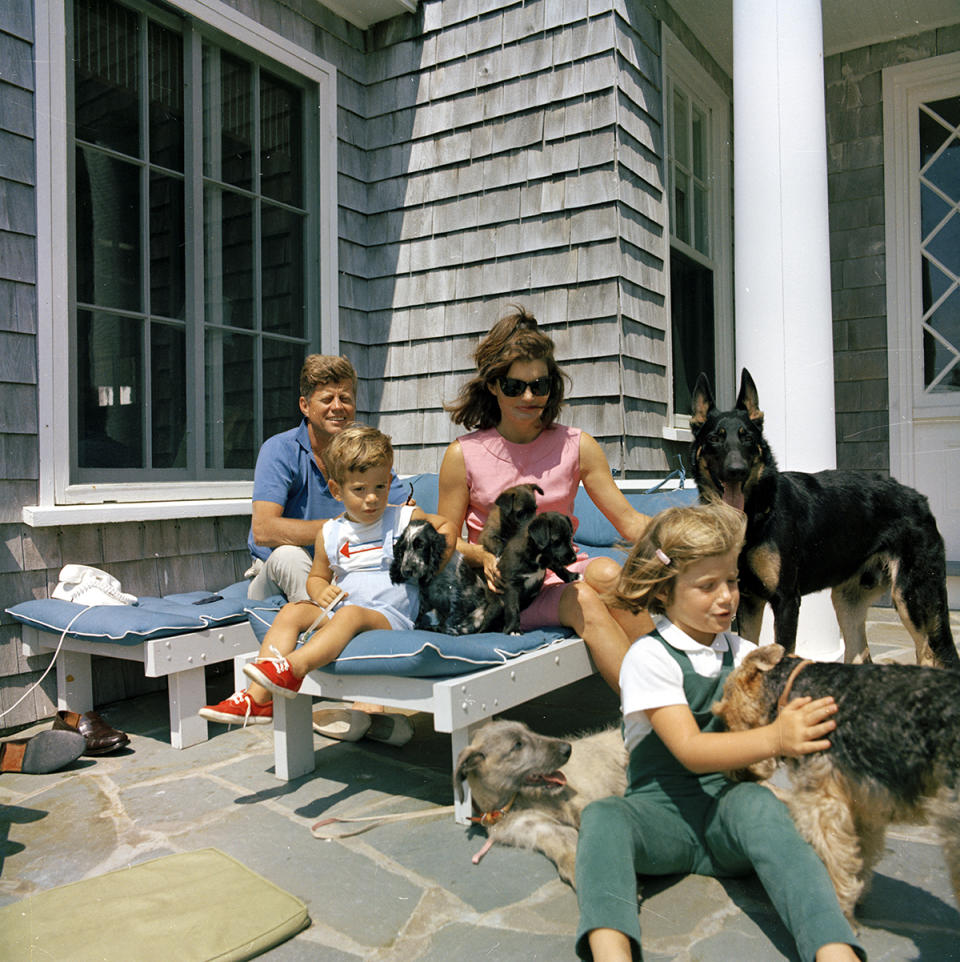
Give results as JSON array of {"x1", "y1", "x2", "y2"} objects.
[{"x1": 655, "y1": 548, "x2": 672, "y2": 566}]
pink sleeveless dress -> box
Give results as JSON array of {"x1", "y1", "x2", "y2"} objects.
[{"x1": 458, "y1": 424, "x2": 592, "y2": 628}]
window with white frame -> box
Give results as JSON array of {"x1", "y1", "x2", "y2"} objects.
[
  {"x1": 31, "y1": 0, "x2": 337, "y2": 515},
  {"x1": 662, "y1": 28, "x2": 732, "y2": 427}
]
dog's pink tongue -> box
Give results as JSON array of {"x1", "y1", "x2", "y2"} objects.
[
  {"x1": 722, "y1": 482, "x2": 745, "y2": 512},
  {"x1": 543, "y1": 771, "x2": 566, "y2": 787}
]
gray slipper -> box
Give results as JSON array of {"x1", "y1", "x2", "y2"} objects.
[
  {"x1": 0, "y1": 729, "x2": 86, "y2": 774},
  {"x1": 312, "y1": 708, "x2": 372, "y2": 742},
  {"x1": 365, "y1": 713, "x2": 414, "y2": 747}
]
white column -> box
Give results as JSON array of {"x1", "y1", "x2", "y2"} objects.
[{"x1": 733, "y1": 0, "x2": 843, "y2": 661}]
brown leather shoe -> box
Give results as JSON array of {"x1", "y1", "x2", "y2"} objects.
[{"x1": 53, "y1": 710, "x2": 130, "y2": 755}]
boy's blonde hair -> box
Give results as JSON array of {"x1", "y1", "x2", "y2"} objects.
[
  {"x1": 323, "y1": 424, "x2": 392, "y2": 484},
  {"x1": 612, "y1": 502, "x2": 746, "y2": 615}
]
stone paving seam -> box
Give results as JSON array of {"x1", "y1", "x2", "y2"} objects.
[
  {"x1": 284, "y1": 913, "x2": 374, "y2": 957},
  {"x1": 368, "y1": 885, "x2": 481, "y2": 962},
  {"x1": 344, "y1": 833, "x2": 472, "y2": 893}
]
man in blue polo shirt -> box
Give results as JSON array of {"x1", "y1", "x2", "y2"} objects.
[
  {"x1": 246, "y1": 354, "x2": 408, "y2": 603},
  {"x1": 203, "y1": 354, "x2": 413, "y2": 734}
]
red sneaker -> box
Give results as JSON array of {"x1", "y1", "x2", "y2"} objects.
[
  {"x1": 198, "y1": 690, "x2": 273, "y2": 726},
  {"x1": 243, "y1": 647, "x2": 303, "y2": 699}
]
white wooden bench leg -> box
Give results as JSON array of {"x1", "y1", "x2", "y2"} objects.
[
  {"x1": 168, "y1": 666, "x2": 209, "y2": 749},
  {"x1": 451, "y1": 722, "x2": 483, "y2": 825},
  {"x1": 234, "y1": 652, "x2": 256, "y2": 692},
  {"x1": 273, "y1": 694, "x2": 314, "y2": 780},
  {"x1": 57, "y1": 649, "x2": 94, "y2": 713}
]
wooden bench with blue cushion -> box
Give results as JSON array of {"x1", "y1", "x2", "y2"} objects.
[
  {"x1": 241, "y1": 473, "x2": 697, "y2": 822},
  {"x1": 8, "y1": 582, "x2": 259, "y2": 749}
]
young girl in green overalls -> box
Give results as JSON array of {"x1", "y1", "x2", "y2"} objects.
[{"x1": 575, "y1": 502, "x2": 865, "y2": 962}]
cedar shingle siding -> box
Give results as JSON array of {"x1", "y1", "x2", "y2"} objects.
[{"x1": 4, "y1": 0, "x2": 955, "y2": 724}]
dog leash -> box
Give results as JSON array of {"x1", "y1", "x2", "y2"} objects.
[
  {"x1": 777, "y1": 657, "x2": 814, "y2": 709},
  {"x1": 298, "y1": 583, "x2": 346, "y2": 644},
  {"x1": 311, "y1": 803, "x2": 456, "y2": 839}
]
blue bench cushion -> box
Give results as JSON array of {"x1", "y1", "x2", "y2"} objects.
[
  {"x1": 240, "y1": 475, "x2": 696, "y2": 678},
  {"x1": 573, "y1": 486, "x2": 699, "y2": 547},
  {"x1": 6, "y1": 581, "x2": 252, "y2": 646},
  {"x1": 245, "y1": 602, "x2": 571, "y2": 678}
]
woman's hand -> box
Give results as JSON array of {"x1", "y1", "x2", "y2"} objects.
[
  {"x1": 774, "y1": 695, "x2": 837, "y2": 757},
  {"x1": 481, "y1": 549, "x2": 501, "y2": 593}
]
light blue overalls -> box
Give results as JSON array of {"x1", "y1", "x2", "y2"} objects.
[
  {"x1": 574, "y1": 631, "x2": 864, "y2": 962},
  {"x1": 323, "y1": 504, "x2": 419, "y2": 631}
]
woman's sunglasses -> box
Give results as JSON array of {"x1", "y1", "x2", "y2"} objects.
[{"x1": 497, "y1": 375, "x2": 552, "y2": 397}]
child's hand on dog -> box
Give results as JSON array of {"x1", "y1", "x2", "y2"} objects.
[{"x1": 775, "y1": 696, "x2": 837, "y2": 758}]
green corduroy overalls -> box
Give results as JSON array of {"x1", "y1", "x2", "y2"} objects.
[{"x1": 574, "y1": 631, "x2": 864, "y2": 962}]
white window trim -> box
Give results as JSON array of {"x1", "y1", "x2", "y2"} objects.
[
  {"x1": 883, "y1": 50, "x2": 960, "y2": 486},
  {"x1": 660, "y1": 25, "x2": 733, "y2": 442},
  {"x1": 29, "y1": 0, "x2": 339, "y2": 525}
]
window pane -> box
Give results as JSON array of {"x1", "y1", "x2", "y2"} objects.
[
  {"x1": 925, "y1": 208, "x2": 960, "y2": 276},
  {"x1": 151, "y1": 322, "x2": 187, "y2": 467},
  {"x1": 672, "y1": 88, "x2": 689, "y2": 168},
  {"x1": 219, "y1": 53, "x2": 253, "y2": 189},
  {"x1": 921, "y1": 259, "x2": 960, "y2": 393},
  {"x1": 149, "y1": 21, "x2": 184, "y2": 171},
  {"x1": 670, "y1": 248, "x2": 715, "y2": 414},
  {"x1": 77, "y1": 310, "x2": 143, "y2": 468},
  {"x1": 206, "y1": 330, "x2": 256, "y2": 469},
  {"x1": 262, "y1": 203, "x2": 304, "y2": 336},
  {"x1": 205, "y1": 186, "x2": 254, "y2": 328},
  {"x1": 75, "y1": 147, "x2": 142, "y2": 312},
  {"x1": 150, "y1": 172, "x2": 185, "y2": 319},
  {"x1": 694, "y1": 184, "x2": 709, "y2": 256},
  {"x1": 692, "y1": 105, "x2": 707, "y2": 181},
  {"x1": 261, "y1": 72, "x2": 303, "y2": 205},
  {"x1": 74, "y1": 0, "x2": 139, "y2": 157},
  {"x1": 673, "y1": 169, "x2": 690, "y2": 246},
  {"x1": 263, "y1": 338, "x2": 303, "y2": 440}
]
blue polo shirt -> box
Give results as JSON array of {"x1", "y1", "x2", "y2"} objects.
[{"x1": 246, "y1": 419, "x2": 410, "y2": 561}]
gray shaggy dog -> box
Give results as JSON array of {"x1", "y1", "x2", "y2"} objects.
[{"x1": 454, "y1": 719, "x2": 627, "y2": 886}]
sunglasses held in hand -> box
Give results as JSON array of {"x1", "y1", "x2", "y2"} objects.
[{"x1": 498, "y1": 376, "x2": 551, "y2": 397}]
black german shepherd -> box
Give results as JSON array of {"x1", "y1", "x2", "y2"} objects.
[{"x1": 690, "y1": 369, "x2": 958, "y2": 669}]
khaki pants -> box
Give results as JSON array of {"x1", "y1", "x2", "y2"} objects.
[{"x1": 247, "y1": 545, "x2": 313, "y2": 603}]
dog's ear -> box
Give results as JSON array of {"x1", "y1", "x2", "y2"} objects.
[
  {"x1": 528, "y1": 516, "x2": 551, "y2": 551},
  {"x1": 749, "y1": 643, "x2": 785, "y2": 671},
  {"x1": 388, "y1": 528, "x2": 408, "y2": 584},
  {"x1": 425, "y1": 524, "x2": 446, "y2": 573},
  {"x1": 736, "y1": 369, "x2": 764, "y2": 424},
  {"x1": 453, "y1": 747, "x2": 484, "y2": 803},
  {"x1": 689, "y1": 372, "x2": 715, "y2": 431}
]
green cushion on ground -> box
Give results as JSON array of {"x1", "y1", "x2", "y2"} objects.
[{"x1": 0, "y1": 848, "x2": 309, "y2": 961}]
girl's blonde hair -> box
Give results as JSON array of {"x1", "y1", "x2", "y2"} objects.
[{"x1": 611, "y1": 502, "x2": 746, "y2": 615}]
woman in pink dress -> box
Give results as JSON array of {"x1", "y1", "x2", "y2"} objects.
[{"x1": 438, "y1": 306, "x2": 654, "y2": 690}]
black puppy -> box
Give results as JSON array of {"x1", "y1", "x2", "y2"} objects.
[
  {"x1": 690, "y1": 368, "x2": 958, "y2": 668},
  {"x1": 496, "y1": 511, "x2": 579, "y2": 634},
  {"x1": 480, "y1": 483, "x2": 543, "y2": 556},
  {"x1": 390, "y1": 520, "x2": 503, "y2": 635}
]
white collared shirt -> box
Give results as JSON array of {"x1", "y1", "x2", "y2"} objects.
[{"x1": 620, "y1": 617, "x2": 757, "y2": 752}]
